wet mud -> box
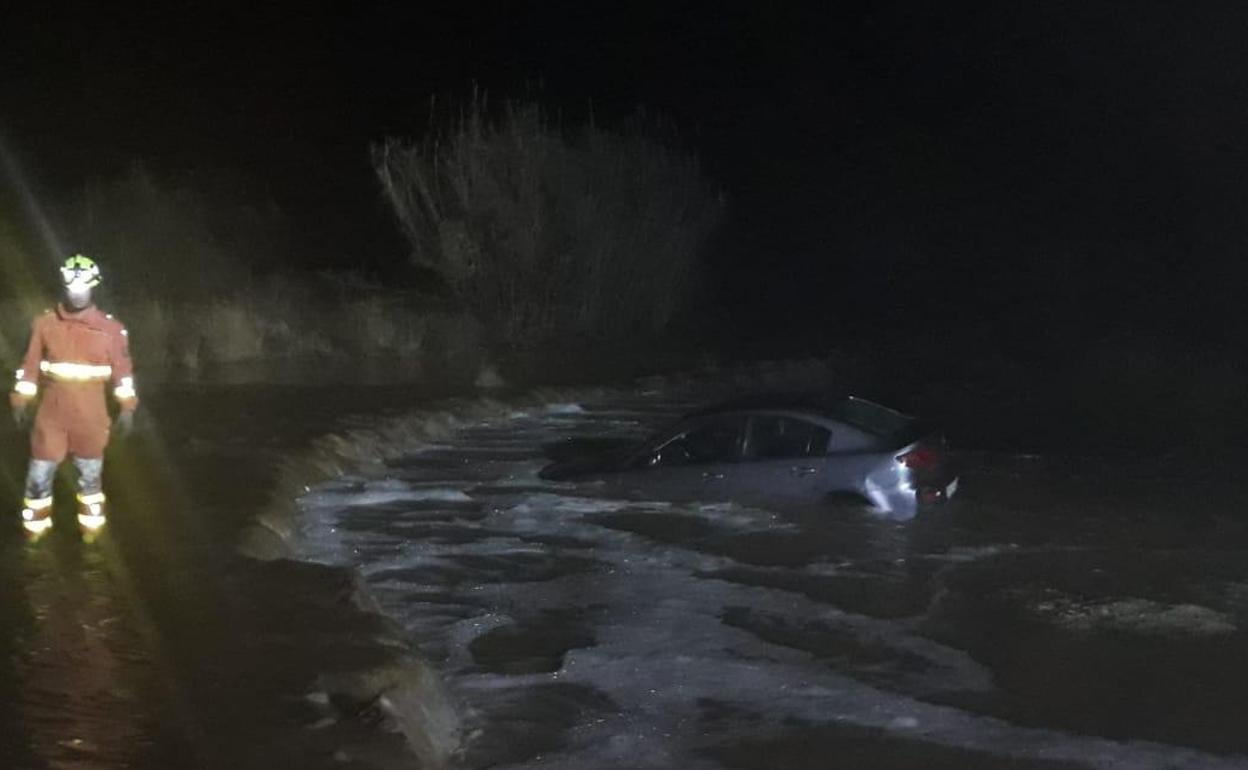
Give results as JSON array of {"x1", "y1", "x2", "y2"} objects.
[
  {"x1": 0, "y1": 383, "x2": 447, "y2": 770},
  {"x1": 0, "y1": 533, "x2": 183, "y2": 770}
]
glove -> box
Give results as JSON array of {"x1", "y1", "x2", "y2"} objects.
[
  {"x1": 11, "y1": 404, "x2": 29, "y2": 430},
  {"x1": 114, "y1": 410, "x2": 135, "y2": 438}
]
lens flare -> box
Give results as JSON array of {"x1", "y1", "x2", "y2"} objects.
[{"x1": 0, "y1": 131, "x2": 64, "y2": 259}]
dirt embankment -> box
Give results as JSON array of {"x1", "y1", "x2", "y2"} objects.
[
  {"x1": 152, "y1": 384, "x2": 464, "y2": 770},
  {"x1": 2, "y1": 382, "x2": 468, "y2": 770}
]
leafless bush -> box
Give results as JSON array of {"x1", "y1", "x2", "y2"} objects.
[
  {"x1": 1, "y1": 164, "x2": 490, "y2": 384},
  {"x1": 372, "y1": 97, "x2": 724, "y2": 347},
  {"x1": 116, "y1": 281, "x2": 477, "y2": 376}
]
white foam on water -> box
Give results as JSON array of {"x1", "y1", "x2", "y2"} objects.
[
  {"x1": 300, "y1": 478, "x2": 475, "y2": 509},
  {"x1": 1029, "y1": 596, "x2": 1238, "y2": 637},
  {"x1": 501, "y1": 494, "x2": 664, "y2": 517},
  {"x1": 295, "y1": 392, "x2": 1248, "y2": 770},
  {"x1": 931, "y1": 543, "x2": 1020, "y2": 562},
  {"x1": 544, "y1": 403, "x2": 586, "y2": 415}
]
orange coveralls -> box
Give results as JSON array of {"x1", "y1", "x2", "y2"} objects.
[{"x1": 9, "y1": 305, "x2": 137, "y2": 515}]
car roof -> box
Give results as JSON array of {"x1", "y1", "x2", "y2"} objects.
[{"x1": 685, "y1": 394, "x2": 915, "y2": 437}]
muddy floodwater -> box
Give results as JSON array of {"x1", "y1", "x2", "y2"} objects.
[{"x1": 298, "y1": 392, "x2": 1248, "y2": 770}]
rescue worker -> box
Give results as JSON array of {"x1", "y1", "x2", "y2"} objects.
[{"x1": 9, "y1": 255, "x2": 138, "y2": 537}]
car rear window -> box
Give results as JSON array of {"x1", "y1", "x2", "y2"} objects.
[
  {"x1": 748, "y1": 416, "x2": 830, "y2": 459},
  {"x1": 826, "y1": 398, "x2": 914, "y2": 439}
]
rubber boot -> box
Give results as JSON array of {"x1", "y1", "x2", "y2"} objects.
[
  {"x1": 77, "y1": 492, "x2": 107, "y2": 536},
  {"x1": 20, "y1": 498, "x2": 53, "y2": 538},
  {"x1": 21, "y1": 458, "x2": 57, "y2": 539},
  {"x1": 73, "y1": 458, "x2": 107, "y2": 538}
]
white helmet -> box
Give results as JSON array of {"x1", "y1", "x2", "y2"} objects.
[{"x1": 60, "y1": 254, "x2": 102, "y2": 291}]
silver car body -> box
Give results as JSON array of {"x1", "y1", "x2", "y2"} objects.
[{"x1": 541, "y1": 396, "x2": 957, "y2": 520}]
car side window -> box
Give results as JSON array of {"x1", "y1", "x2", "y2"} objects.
[
  {"x1": 650, "y1": 417, "x2": 744, "y2": 467},
  {"x1": 748, "y1": 416, "x2": 830, "y2": 459}
]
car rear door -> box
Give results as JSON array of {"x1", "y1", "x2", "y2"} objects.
[{"x1": 738, "y1": 414, "x2": 837, "y2": 504}]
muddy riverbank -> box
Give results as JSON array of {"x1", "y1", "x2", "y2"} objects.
[{"x1": 0, "y1": 382, "x2": 463, "y2": 770}]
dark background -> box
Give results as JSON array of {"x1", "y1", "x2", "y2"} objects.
[{"x1": 4, "y1": 1, "x2": 1248, "y2": 359}]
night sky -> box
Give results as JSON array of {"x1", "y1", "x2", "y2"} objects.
[{"x1": 5, "y1": 1, "x2": 1248, "y2": 353}]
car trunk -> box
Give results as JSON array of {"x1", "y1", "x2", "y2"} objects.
[{"x1": 836, "y1": 397, "x2": 956, "y2": 504}]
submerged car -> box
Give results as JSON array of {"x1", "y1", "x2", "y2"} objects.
[{"x1": 539, "y1": 396, "x2": 958, "y2": 520}]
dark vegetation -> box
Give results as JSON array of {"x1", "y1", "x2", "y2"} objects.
[
  {"x1": 2, "y1": 96, "x2": 720, "y2": 384},
  {"x1": 372, "y1": 96, "x2": 723, "y2": 348},
  {"x1": 1, "y1": 88, "x2": 1243, "y2": 455}
]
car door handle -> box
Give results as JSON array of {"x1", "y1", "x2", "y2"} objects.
[
  {"x1": 790, "y1": 467, "x2": 818, "y2": 477},
  {"x1": 702, "y1": 471, "x2": 726, "y2": 481}
]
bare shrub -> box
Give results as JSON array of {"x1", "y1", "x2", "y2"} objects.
[
  {"x1": 112, "y1": 283, "x2": 478, "y2": 382},
  {"x1": 4, "y1": 163, "x2": 486, "y2": 384},
  {"x1": 372, "y1": 97, "x2": 724, "y2": 347},
  {"x1": 339, "y1": 298, "x2": 428, "y2": 356},
  {"x1": 202, "y1": 301, "x2": 267, "y2": 362}
]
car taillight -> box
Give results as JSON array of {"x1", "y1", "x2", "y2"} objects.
[{"x1": 897, "y1": 444, "x2": 940, "y2": 471}]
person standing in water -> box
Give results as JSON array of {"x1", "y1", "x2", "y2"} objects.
[{"x1": 10, "y1": 255, "x2": 138, "y2": 537}]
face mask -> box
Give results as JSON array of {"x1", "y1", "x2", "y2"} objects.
[{"x1": 64, "y1": 286, "x2": 93, "y2": 310}]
